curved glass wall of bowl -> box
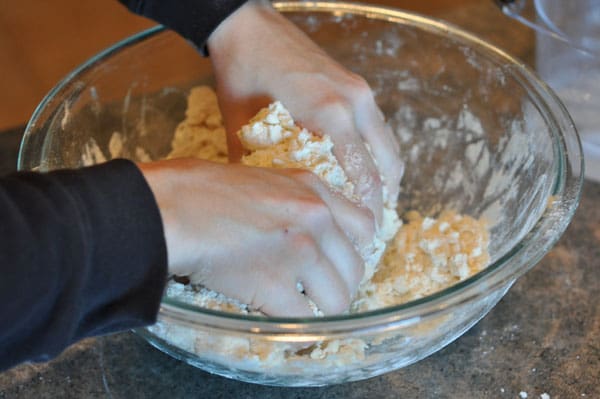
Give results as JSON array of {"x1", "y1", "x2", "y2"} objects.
[
  {"x1": 497, "y1": 0, "x2": 600, "y2": 182},
  {"x1": 18, "y1": 2, "x2": 583, "y2": 386}
]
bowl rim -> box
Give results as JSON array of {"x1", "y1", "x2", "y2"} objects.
[{"x1": 21, "y1": 1, "x2": 584, "y2": 336}]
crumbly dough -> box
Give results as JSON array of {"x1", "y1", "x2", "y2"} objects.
[
  {"x1": 238, "y1": 101, "x2": 401, "y2": 287},
  {"x1": 147, "y1": 86, "x2": 490, "y2": 369},
  {"x1": 167, "y1": 86, "x2": 229, "y2": 163},
  {"x1": 354, "y1": 210, "x2": 489, "y2": 311}
]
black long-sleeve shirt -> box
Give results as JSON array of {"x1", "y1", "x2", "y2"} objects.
[
  {"x1": 119, "y1": 0, "x2": 247, "y2": 53},
  {"x1": 0, "y1": 0, "x2": 246, "y2": 372},
  {"x1": 0, "y1": 160, "x2": 166, "y2": 370}
]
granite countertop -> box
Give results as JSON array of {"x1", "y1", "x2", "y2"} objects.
[{"x1": 1, "y1": 2, "x2": 599, "y2": 398}]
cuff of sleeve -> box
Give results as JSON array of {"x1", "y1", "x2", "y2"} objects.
[
  {"x1": 119, "y1": 0, "x2": 248, "y2": 56},
  {"x1": 0, "y1": 159, "x2": 168, "y2": 369},
  {"x1": 56, "y1": 159, "x2": 169, "y2": 337}
]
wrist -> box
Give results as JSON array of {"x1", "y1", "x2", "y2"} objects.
[
  {"x1": 137, "y1": 161, "x2": 182, "y2": 275},
  {"x1": 207, "y1": 0, "x2": 275, "y2": 53}
]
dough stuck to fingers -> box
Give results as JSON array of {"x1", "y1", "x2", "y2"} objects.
[{"x1": 238, "y1": 101, "x2": 401, "y2": 284}]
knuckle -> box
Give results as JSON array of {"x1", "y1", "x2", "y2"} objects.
[
  {"x1": 290, "y1": 233, "x2": 320, "y2": 262},
  {"x1": 346, "y1": 73, "x2": 372, "y2": 97},
  {"x1": 308, "y1": 89, "x2": 353, "y2": 118},
  {"x1": 288, "y1": 199, "x2": 331, "y2": 227},
  {"x1": 302, "y1": 200, "x2": 332, "y2": 225},
  {"x1": 285, "y1": 190, "x2": 332, "y2": 226},
  {"x1": 284, "y1": 171, "x2": 333, "y2": 220},
  {"x1": 317, "y1": 98, "x2": 352, "y2": 121},
  {"x1": 289, "y1": 170, "x2": 330, "y2": 197},
  {"x1": 292, "y1": 168, "x2": 320, "y2": 186},
  {"x1": 311, "y1": 75, "x2": 375, "y2": 122}
]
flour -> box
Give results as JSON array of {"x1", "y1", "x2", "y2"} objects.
[
  {"x1": 144, "y1": 86, "x2": 490, "y2": 368},
  {"x1": 82, "y1": 138, "x2": 108, "y2": 166},
  {"x1": 81, "y1": 131, "x2": 152, "y2": 166}
]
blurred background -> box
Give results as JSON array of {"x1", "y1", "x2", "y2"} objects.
[{"x1": 1, "y1": 0, "x2": 529, "y2": 131}]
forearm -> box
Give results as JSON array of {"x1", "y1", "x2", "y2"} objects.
[{"x1": 0, "y1": 160, "x2": 167, "y2": 371}]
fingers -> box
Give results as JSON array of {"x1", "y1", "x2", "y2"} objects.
[
  {"x1": 300, "y1": 259, "x2": 351, "y2": 316},
  {"x1": 337, "y1": 72, "x2": 403, "y2": 205},
  {"x1": 266, "y1": 177, "x2": 367, "y2": 316},
  {"x1": 288, "y1": 177, "x2": 366, "y2": 314},
  {"x1": 293, "y1": 233, "x2": 355, "y2": 315},
  {"x1": 292, "y1": 170, "x2": 376, "y2": 251},
  {"x1": 146, "y1": 159, "x2": 368, "y2": 318},
  {"x1": 317, "y1": 225, "x2": 365, "y2": 299},
  {"x1": 257, "y1": 283, "x2": 316, "y2": 318},
  {"x1": 257, "y1": 232, "x2": 359, "y2": 317},
  {"x1": 306, "y1": 103, "x2": 384, "y2": 227},
  {"x1": 354, "y1": 95, "x2": 404, "y2": 204},
  {"x1": 333, "y1": 137, "x2": 384, "y2": 226}
]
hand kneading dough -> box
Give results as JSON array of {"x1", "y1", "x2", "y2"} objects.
[{"x1": 237, "y1": 101, "x2": 401, "y2": 288}]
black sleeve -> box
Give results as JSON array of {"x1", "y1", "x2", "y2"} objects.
[
  {"x1": 118, "y1": 0, "x2": 247, "y2": 51},
  {"x1": 0, "y1": 159, "x2": 168, "y2": 371}
]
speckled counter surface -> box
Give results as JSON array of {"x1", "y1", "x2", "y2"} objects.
[{"x1": 1, "y1": 2, "x2": 599, "y2": 398}]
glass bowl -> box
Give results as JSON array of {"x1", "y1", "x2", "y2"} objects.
[{"x1": 18, "y1": 1, "x2": 582, "y2": 387}]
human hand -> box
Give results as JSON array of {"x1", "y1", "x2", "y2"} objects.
[
  {"x1": 138, "y1": 158, "x2": 374, "y2": 317},
  {"x1": 206, "y1": 0, "x2": 404, "y2": 226}
]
